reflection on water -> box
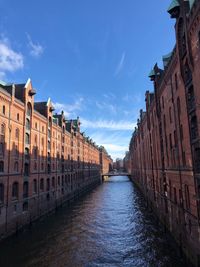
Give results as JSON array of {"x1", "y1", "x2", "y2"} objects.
[{"x1": 0, "y1": 176, "x2": 188, "y2": 267}]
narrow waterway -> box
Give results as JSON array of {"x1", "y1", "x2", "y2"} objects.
[{"x1": 0, "y1": 176, "x2": 188, "y2": 267}]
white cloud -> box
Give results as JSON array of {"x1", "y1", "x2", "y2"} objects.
[
  {"x1": 114, "y1": 51, "x2": 126, "y2": 76},
  {"x1": 54, "y1": 98, "x2": 84, "y2": 117},
  {"x1": 81, "y1": 118, "x2": 136, "y2": 131},
  {"x1": 0, "y1": 38, "x2": 24, "y2": 77},
  {"x1": 89, "y1": 131, "x2": 132, "y2": 160},
  {"x1": 27, "y1": 34, "x2": 44, "y2": 58}
]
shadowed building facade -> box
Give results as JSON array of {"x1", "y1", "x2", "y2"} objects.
[
  {"x1": 0, "y1": 79, "x2": 112, "y2": 240},
  {"x1": 127, "y1": 0, "x2": 200, "y2": 266}
]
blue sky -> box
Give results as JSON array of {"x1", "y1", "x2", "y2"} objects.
[{"x1": 0, "y1": 0, "x2": 175, "y2": 160}]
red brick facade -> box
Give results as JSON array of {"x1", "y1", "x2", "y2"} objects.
[
  {"x1": 0, "y1": 79, "x2": 112, "y2": 240},
  {"x1": 128, "y1": 1, "x2": 200, "y2": 266}
]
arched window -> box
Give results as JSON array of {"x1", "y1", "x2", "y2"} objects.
[
  {"x1": 26, "y1": 103, "x2": 32, "y2": 117},
  {"x1": 2, "y1": 105, "x2": 5, "y2": 115},
  {"x1": 23, "y1": 181, "x2": 29, "y2": 198},
  {"x1": 40, "y1": 178, "x2": 44, "y2": 191},
  {"x1": 0, "y1": 183, "x2": 4, "y2": 203},
  {"x1": 12, "y1": 182, "x2": 19, "y2": 199},
  {"x1": 14, "y1": 161, "x2": 19, "y2": 172},
  {"x1": 25, "y1": 133, "x2": 30, "y2": 144},
  {"x1": 33, "y1": 179, "x2": 37, "y2": 194},
  {"x1": 0, "y1": 161, "x2": 4, "y2": 172},
  {"x1": 46, "y1": 178, "x2": 50, "y2": 191}
]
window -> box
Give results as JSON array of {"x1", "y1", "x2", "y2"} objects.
[
  {"x1": 41, "y1": 138, "x2": 44, "y2": 146},
  {"x1": 34, "y1": 135, "x2": 37, "y2": 145},
  {"x1": 0, "y1": 143, "x2": 4, "y2": 156},
  {"x1": 40, "y1": 178, "x2": 44, "y2": 191},
  {"x1": 26, "y1": 103, "x2": 32, "y2": 116},
  {"x1": 25, "y1": 148, "x2": 29, "y2": 160},
  {"x1": 24, "y1": 163, "x2": 29, "y2": 176},
  {"x1": 35, "y1": 122, "x2": 37, "y2": 129},
  {"x1": 49, "y1": 117, "x2": 52, "y2": 127},
  {"x1": 33, "y1": 179, "x2": 37, "y2": 194},
  {"x1": 17, "y1": 113, "x2": 19, "y2": 121},
  {"x1": 25, "y1": 133, "x2": 30, "y2": 144},
  {"x1": 23, "y1": 181, "x2": 29, "y2": 198},
  {"x1": 174, "y1": 131, "x2": 177, "y2": 147},
  {"x1": 58, "y1": 176, "x2": 60, "y2": 186},
  {"x1": 191, "y1": 115, "x2": 198, "y2": 140},
  {"x1": 12, "y1": 182, "x2": 19, "y2": 199},
  {"x1": 0, "y1": 183, "x2": 4, "y2": 203},
  {"x1": 1, "y1": 124, "x2": 5, "y2": 135},
  {"x1": 187, "y1": 85, "x2": 195, "y2": 110},
  {"x1": 180, "y1": 124, "x2": 183, "y2": 141},
  {"x1": 23, "y1": 202, "x2": 28, "y2": 211},
  {"x1": 26, "y1": 118, "x2": 30, "y2": 130},
  {"x1": 0, "y1": 161, "x2": 4, "y2": 172},
  {"x1": 34, "y1": 162, "x2": 37, "y2": 170},
  {"x1": 14, "y1": 161, "x2": 19, "y2": 172},
  {"x1": 15, "y1": 145, "x2": 19, "y2": 158},
  {"x1": 2, "y1": 105, "x2": 5, "y2": 115}
]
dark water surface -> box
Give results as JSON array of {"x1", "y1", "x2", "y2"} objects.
[{"x1": 0, "y1": 176, "x2": 188, "y2": 267}]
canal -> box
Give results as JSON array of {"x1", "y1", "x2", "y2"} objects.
[{"x1": 0, "y1": 176, "x2": 188, "y2": 267}]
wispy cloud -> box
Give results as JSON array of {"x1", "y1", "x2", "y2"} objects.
[
  {"x1": 114, "y1": 51, "x2": 126, "y2": 76},
  {"x1": 54, "y1": 98, "x2": 84, "y2": 117},
  {"x1": 81, "y1": 118, "x2": 136, "y2": 131},
  {"x1": 27, "y1": 34, "x2": 44, "y2": 58},
  {"x1": 89, "y1": 131, "x2": 132, "y2": 160},
  {"x1": 0, "y1": 37, "x2": 24, "y2": 78},
  {"x1": 95, "y1": 101, "x2": 117, "y2": 114}
]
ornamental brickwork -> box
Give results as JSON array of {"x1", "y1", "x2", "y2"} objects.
[{"x1": 127, "y1": 1, "x2": 200, "y2": 266}]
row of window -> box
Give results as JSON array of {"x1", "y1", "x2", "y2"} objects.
[{"x1": 0, "y1": 176, "x2": 72, "y2": 203}]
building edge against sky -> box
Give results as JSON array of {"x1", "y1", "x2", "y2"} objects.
[
  {"x1": 126, "y1": 0, "x2": 200, "y2": 266},
  {"x1": 0, "y1": 78, "x2": 113, "y2": 240}
]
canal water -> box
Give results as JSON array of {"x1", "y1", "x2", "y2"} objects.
[{"x1": 0, "y1": 176, "x2": 189, "y2": 267}]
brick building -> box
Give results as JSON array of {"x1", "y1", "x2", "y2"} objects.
[
  {"x1": 99, "y1": 146, "x2": 113, "y2": 175},
  {"x1": 128, "y1": 0, "x2": 200, "y2": 266},
  {"x1": 0, "y1": 78, "x2": 112, "y2": 240}
]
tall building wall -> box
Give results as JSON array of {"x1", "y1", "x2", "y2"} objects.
[
  {"x1": 128, "y1": 1, "x2": 200, "y2": 266},
  {"x1": 0, "y1": 79, "x2": 112, "y2": 240}
]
